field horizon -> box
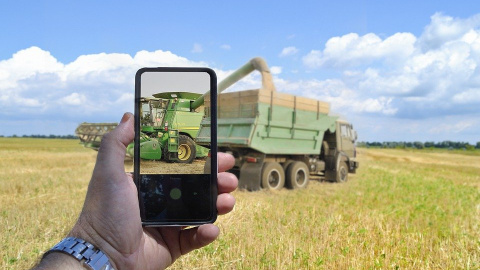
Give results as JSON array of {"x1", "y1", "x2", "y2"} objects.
[{"x1": 1, "y1": 138, "x2": 479, "y2": 269}]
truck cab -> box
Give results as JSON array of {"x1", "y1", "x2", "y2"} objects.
[{"x1": 323, "y1": 120, "x2": 359, "y2": 182}]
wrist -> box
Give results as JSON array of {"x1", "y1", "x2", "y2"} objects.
[
  {"x1": 68, "y1": 220, "x2": 120, "y2": 270},
  {"x1": 34, "y1": 252, "x2": 84, "y2": 270},
  {"x1": 38, "y1": 236, "x2": 116, "y2": 270}
]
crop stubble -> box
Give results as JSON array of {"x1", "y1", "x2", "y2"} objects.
[{"x1": 1, "y1": 138, "x2": 479, "y2": 269}]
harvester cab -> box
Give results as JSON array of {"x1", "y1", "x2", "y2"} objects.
[{"x1": 140, "y1": 97, "x2": 169, "y2": 132}]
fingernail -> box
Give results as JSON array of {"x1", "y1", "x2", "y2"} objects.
[{"x1": 120, "y1": 113, "x2": 130, "y2": 124}]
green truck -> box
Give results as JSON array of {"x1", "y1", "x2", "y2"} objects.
[{"x1": 197, "y1": 57, "x2": 359, "y2": 190}]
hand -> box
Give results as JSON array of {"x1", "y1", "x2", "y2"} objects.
[{"x1": 44, "y1": 112, "x2": 238, "y2": 270}]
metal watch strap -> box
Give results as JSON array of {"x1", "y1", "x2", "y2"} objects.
[{"x1": 45, "y1": 237, "x2": 115, "y2": 270}]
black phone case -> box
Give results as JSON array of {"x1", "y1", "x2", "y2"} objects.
[{"x1": 134, "y1": 67, "x2": 217, "y2": 226}]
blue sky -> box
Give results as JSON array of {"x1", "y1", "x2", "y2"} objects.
[{"x1": 1, "y1": 0, "x2": 480, "y2": 143}]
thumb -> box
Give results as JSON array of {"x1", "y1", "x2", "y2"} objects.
[{"x1": 93, "y1": 112, "x2": 134, "y2": 178}]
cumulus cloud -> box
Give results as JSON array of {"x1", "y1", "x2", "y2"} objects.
[
  {"x1": 303, "y1": 32, "x2": 416, "y2": 68},
  {"x1": 59, "y1": 92, "x2": 87, "y2": 106},
  {"x1": 0, "y1": 46, "x2": 63, "y2": 90},
  {"x1": 452, "y1": 88, "x2": 480, "y2": 104},
  {"x1": 270, "y1": 66, "x2": 282, "y2": 75},
  {"x1": 418, "y1": 12, "x2": 480, "y2": 51},
  {"x1": 0, "y1": 47, "x2": 207, "y2": 131},
  {"x1": 279, "y1": 46, "x2": 299, "y2": 57},
  {"x1": 299, "y1": 12, "x2": 480, "y2": 123}
]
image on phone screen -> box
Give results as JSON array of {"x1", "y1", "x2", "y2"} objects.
[{"x1": 134, "y1": 68, "x2": 217, "y2": 225}]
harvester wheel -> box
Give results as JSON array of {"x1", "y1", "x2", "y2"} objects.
[
  {"x1": 336, "y1": 162, "x2": 348, "y2": 183},
  {"x1": 162, "y1": 145, "x2": 174, "y2": 163},
  {"x1": 177, "y1": 135, "x2": 196, "y2": 163},
  {"x1": 261, "y1": 162, "x2": 285, "y2": 190},
  {"x1": 286, "y1": 161, "x2": 309, "y2": 189}
]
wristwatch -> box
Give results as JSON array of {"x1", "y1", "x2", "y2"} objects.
[{"x1": 45, "y1": 237, "x2": 115, "y2": 270}]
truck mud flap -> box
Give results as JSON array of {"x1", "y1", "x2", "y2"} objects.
[{"x1": 239, "y1": 162, "x2": 263, "y2": 191}]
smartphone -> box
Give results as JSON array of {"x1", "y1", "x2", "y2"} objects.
[{"x1": 134, "y1": 67, "x2": 217, "y2": 226}]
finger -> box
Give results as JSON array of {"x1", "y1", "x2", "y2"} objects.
[
  {"x1": 218, "y1": 152, "x2": 235, "y2": 173},
  {"x1": 217, "y1": 172, "x2": 238, "y2": 193},
  {"x1": 179, "y1": 224, "x2": 220, "y2": 255},
  {"x1": 94, "y1": 113, "x2": 134, "y2": 177},
  {"x1": 216, "y1": 193, "x2": 236, "y2": 215}
]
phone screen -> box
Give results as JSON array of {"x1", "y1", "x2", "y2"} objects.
[{"x1": 134, "y1": 68, "x2": 217, "y2": 225}]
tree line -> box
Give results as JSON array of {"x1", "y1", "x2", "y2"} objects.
[
  {"x1": 358, "y1": 141, "x2": 480, "y2": 150},
  {"x1": 0, "y1": 134, "x2": 78, "y2": 139}
]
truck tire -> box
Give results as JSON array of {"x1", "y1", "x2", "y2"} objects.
[
  {"x1": 336, "y1": 161, "x2": 348, "y2": 183},
  {"x1": 177, "y1": 135, "x2": 196, "y2": 164},
  {"x1": 285, "y1": 161, "x2": 309, "y2": 189},
  {"x1": 321, "y1": 141, "x2": 330, "y2": 158},
  {"x1": 282, "y1": 160, "x2": 294, "y2": 172},
  {"x1": 261, "y1": 162, "x2": 285, "y2": 190}
]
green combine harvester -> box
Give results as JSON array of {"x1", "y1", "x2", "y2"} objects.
[{"x1": 76, "y1": 92, "x2": 211, "y2": 163}]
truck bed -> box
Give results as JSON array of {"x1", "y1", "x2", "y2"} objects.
[{"x1": 200, "y1": 89, "x2": 338, "y2": 155}]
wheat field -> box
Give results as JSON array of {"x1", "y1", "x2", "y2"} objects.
[{"x1": 1, "y1": 138, "x2": 479, "y2": 269}]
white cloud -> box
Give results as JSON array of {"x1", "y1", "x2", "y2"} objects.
[
  {"x1": 134, "y1": 50, "x2": 206, "y2": 67},
  {"x1": 0, "y1": 47, "x2": 208, "y2": 128},
  {"x1": 270, "y1": 66, "x2": 282, "y2": 75},
  {"x1": 299, "y1": 12, "x2": 480, "y2": 124},
  {"x1": 303, "y1": 32, "x2": 416, "y2": 68},
  {"x1": 60, "y1": 92, "x2": 87, "y2": 106},
  {"x1": 0, "y1": 46, "x2": 64, "y2": 90},
  {"x1": 452, "y1": 88, "x2": 480, "y2": 104},
  {"x1": 273, "y1": 77, "x2": 398, "y2": 116},
  {"x1": 279, "y1": 46, "x2": 299, "y2": 57},
  {"x1": 191, "y1": 43, "x2": 203, "y2": 53},
  {"x1": 418, "y1": 13, "x2": 480, "y2": 51},
  {"x1": 220, "y1": 44, "x2": 231, "y2": 50}
]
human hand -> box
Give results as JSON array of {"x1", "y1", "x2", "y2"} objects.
[{"x1": 56, "y1": 112, "x2": 237, "y2": 269}]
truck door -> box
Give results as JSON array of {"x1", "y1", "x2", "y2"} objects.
[{"x1": 340, "y1": 123, "x2": 354, "y2": 158}]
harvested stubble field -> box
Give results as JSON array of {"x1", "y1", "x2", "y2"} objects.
[{"x1": 1, "y1": 138, "x2": 479, "y2": 269}]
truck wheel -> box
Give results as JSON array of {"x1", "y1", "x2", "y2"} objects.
[
  {"x1": 286, "y1": 161, "x2": 309, "y2": 189},
  {"x1": 177, "y1": 135, "x2": 196, "y2": 163},
  {"x1": 336, "y1": 162, "x2": 348, "y2": 183},
  {"x1": 321, "y1": 141, "x2": 330, "y2": 158},
  {"x1": 282, "y1": 160, "x2": 294, "y2": 172},
  {"x1": 261, "y1": 162, "x2": 285, "y2": 190}
]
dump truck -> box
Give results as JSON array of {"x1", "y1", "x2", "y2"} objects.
[{"x1": 197, "y1": 57, "x2": 359, "y2": 191}]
